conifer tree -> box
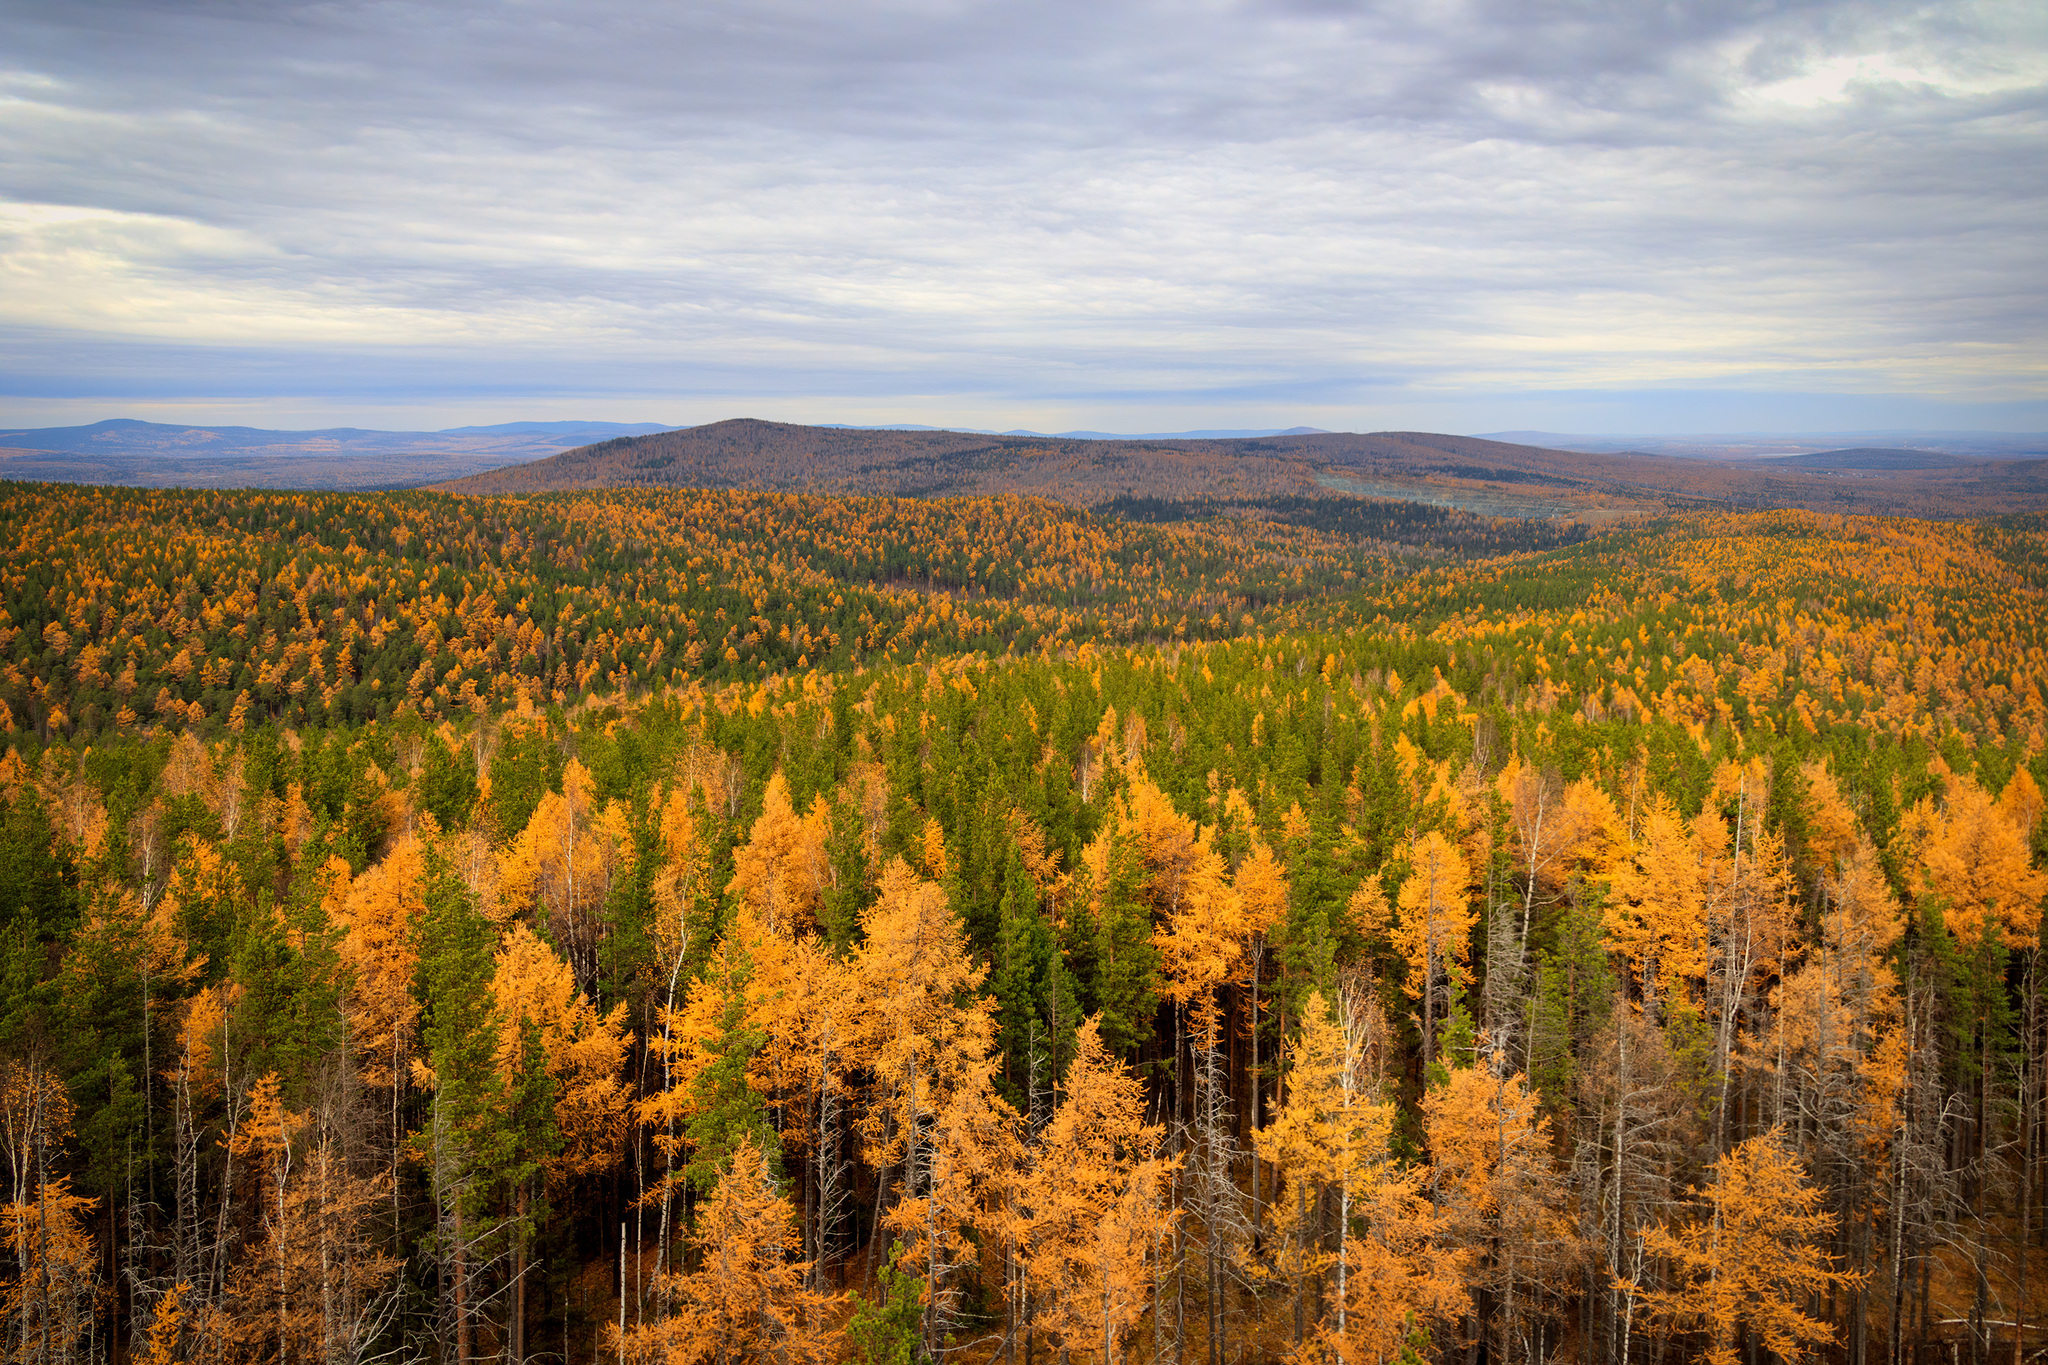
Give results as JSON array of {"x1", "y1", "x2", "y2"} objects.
[
  {"x1": 1392, "y1": 831, "x2": 1474, "y2": 1072},
  {"x1": 0, "y1": 1059, "x2": 99, "y2": 1365},
  {"x1": 1020, "y1": 1018, "x2": 1175, "y2": 1365},
  {"x1": 847, "y1": 857, "x2": 999, "y2": 1344},
  {"x1": 1636, "y1": 1127, "x2": 1860, "y2": 1365},
  {"x1": 413, "y1": 846, "x2": 504, "y2": 1365},
  {"x1": 614, "y1": 1133, "x2": 839, "y2": 1365},
  {"x1": 1605, "y1": 793, "x2": 1708, "y2": 1019}
]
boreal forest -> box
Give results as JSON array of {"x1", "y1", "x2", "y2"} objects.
[{"x1": 1, "y1": 474, "x2": 2046, "y2": 1365}]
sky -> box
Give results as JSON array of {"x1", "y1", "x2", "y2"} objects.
[{"x1": 2, "y1": 0, "x2": 2044, "y2": 436}]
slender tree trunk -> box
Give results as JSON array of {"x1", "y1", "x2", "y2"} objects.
[
  {"x1": 813, "y1": 1037, "x2": 837, "y2": 1296},
  {"x1": 1608, "y1": 1012, "x2": 1631, "y2": 1365},
  {"x1": 1336, "y1": 1180, "x2": 1349, "y2": 1339},
  {"x1": 1007, "y1": 1249, "x2": 1019, "y2": 1365},
  {"x1": 37, "y1": 1124, "x2": 53, "y2": 1365},
  {"x1": 392, "y1": 1034, "x2": 403, "y2": 1241},
  {"x1": 1249, "y1": 942, "x2": 1263, "y2": 1231},
  {"x1": 1293, "y1": 1180, "x2": 1307, "y2": 1346},
  {"x1": 320, "y1": 1155, "x2": 337, "y2": 1365},
  {"x1": 1423, "y1": 896, "x2": 1439, "y2": 1072},
  {"x1": 1892, "y1": 989, "x2": 1912, "y2": 1365},
  {"x1": 2019, "y1": 950, "x2": 2038, "y2": 1365},
  {"x1": 512, "y1": 1181, "x2": 528, "y2": 1365},
  {"x1": 1174, "y1": 1208, "x2": 1186, "y2": 1365},
  {"x1": 455, "y1": 1196, "x2": 473, "y2": 1365},
  {"x1": 1519, "y1": 788, "x2": 1546, "y2": 962}
]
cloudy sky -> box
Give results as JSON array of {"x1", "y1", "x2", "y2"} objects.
[{"x1": 2, "y1": 0, "x2": 2043, "y2": 435}]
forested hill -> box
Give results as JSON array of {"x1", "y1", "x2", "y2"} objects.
[
  {"x1": 2, "y1": 486, "x2": 2047, "y2": 1365},
  {"x1": 1, "y1": 479, "x2": 1580, "y2": 742},
  {"x1": 432, "y1": 419, "x2": 1610, "y2": 507},
  {"x1": 434, "y1": 416, "x2": 2048, "y2": 518},
  {"x1": 5, "y1": 479, "x2": 2041, "y2": 747}
]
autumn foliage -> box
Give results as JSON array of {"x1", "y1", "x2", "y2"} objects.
[{"x1": 0, "y1": 486, "x2": 2043, "y2": 1365}]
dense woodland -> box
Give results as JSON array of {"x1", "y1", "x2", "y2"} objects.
[
  {"x1": 0, "y1": 482, "x2": 1596, "y2": 743},
  {"x1": 1, "y1": 479, "x2": 2046, "y2": 1365}
]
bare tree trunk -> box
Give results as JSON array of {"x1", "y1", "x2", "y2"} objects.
[
  {"x1": 1519, "y1": 784, "x2": 1547, "y2": 962},
  {"x1": 2019, "y1": 950, "x2": 2037, "y2": 1365},
  {"x1": 1248, "y1": 941, "x2": 1263, "y2": 1232},
  {"x1": 320, "y1": 1152, "x2": 337, "y2": 1365},
  {"x1": 1891, "y1": 993, "x2": 1911, "y2": 1365},
  {"x1": 512, "y1": 1181, "x2": 528, "y2": 1365},
  {"x1": 1608, "y1": 1012, "x2": 1631, "y2": 1365},
  {"x1": 455, "y1": 1200, "x2": 472, "y2": 1365},
  {"x1": 1174, "y1": 1204, "x2": 1186, "y2": 1365},
  {"x1": 37, "y1": 1123, "x2": 53, "y2": 1365}
]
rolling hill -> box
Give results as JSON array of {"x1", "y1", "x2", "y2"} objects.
[{"x1": 433, "y1": 418, "x2": 2048, "y2": 520}]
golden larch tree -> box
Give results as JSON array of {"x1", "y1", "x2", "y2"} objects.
[
  {"x1": 1604, "y1": 793, "x2": 1709, "y2": 1015},
  {"x1": 1636, "y1": 1126, "x2": 1860, "y2": 1365},
  {"x1": 614, "y1": 1134, "x2": 838, "y2": 1365},
  {"x1": 846, "y1": 857, "x2": 1000, "y2": 1350},
  {"x1": 498, "y1": 757, "x2": 635, "y2": 990},
  {"x1": 1020, "y1": 1018, "x2": 1176, "y2": 1365},
  {"x1": 0, "y1": 1060, "x2": 99, "y2": 1365},
  {"x1": 1391, "y1": 831, "x2": 1473, "y2": 1068},
  {"x1": 1895, "y1": 770, "x2": 2047, "y2": 947},
  {"x1": 726, "y1": 770, "x2": 830, "y2": 934}
]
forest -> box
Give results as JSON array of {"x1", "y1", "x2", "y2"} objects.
[{"x1": 1, "y1": 478, "x2": 2046, "y2": 1365}]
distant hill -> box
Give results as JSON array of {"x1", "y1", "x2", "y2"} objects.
[
  {"x1": 1480, "y1": 429, "x2": 2048, "y2": 462},
  {"x1": 0, "y1": 418, "x2": 678, "y2": 490},
  {"x1": 432, "y1": 419, "x2": 1626, "y2": 508},
  {"x1": 433, "y1": 418, "x2": 2048, "y2": 521},
  {"x1": 1762, "y1": 447, "x2": 1973, "y2": 471},
  {"x1": 1042, "y1": 425, "x2": 1331, "y2": 440},
  {"x1": 432, "y1": 420, "x2": 675, "y2": 439},
  {"x1": 9, "y1": 415, "x2": 2045, "y2": 519},
  {"x1": 814, "y1": 423, "x2": 1330, "y2": 439}
]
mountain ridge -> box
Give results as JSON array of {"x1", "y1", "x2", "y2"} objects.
[
  {"x1": 0, "y1": 418, "x2": 679, "y2": 490},
  {"x1": 429, "y1": 417, "x2": 2048, "y2": 520}
]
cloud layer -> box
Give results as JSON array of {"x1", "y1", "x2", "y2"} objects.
[{"x1": 2, "y1": 0, "x2": 2043, "y2": 431}]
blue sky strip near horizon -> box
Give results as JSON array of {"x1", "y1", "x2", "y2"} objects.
[{"x1": 2, "y1": 0, "x2": 2043, "y2": 437}]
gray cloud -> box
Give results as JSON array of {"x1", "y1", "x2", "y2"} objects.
[{"x1": 1, "y1": 0, "x2": 2042, "y2": 431}]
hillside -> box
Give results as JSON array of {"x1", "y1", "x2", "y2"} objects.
[
  {"x1": 0, "y1": 479, "x2": 1598, "y2": 742},
  {"x1": 433, "y1": 420, "x2": 1654, "y2": 509},
  {"x1": 5, "y1": 478, "x2": 2040, "y2": 754},
  {"x1": 435, "y1": 417, "x2": 2048, "y2": 518}
]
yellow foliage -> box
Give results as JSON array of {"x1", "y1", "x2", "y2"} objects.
[
  {"x1": 491, "y1": 924, "x2": 634, "y2": 1181},
  {"x1": 1390, "y1": 832, "x2": 1474, "y2": 1064},
  {"x1": 615, "y1": 1134, "x2": 838, "y2": 1365},
  {"x1": 726, "y1": 770, "x2": 830, "y2": 933},
  {"x1": 848, "y1": 859, "x2": 995, "y2": 1173},
  {"x1": 338, "y1": 836, "x2": 425, "y2": 1087},
  {"x1": 1637, "y1": 1128, "x2": 1860, "y2": 1365},
  {"x1": 1604, "y1": 794, "x2": 1708, "y2": 1005},
  {"x1": 1895, "y1": 770, "x2": 2048, "y2": 946},
  {"x1": 1798, "y1": 759, "x2": 1863, "y2": 873},
  {"x1": 499, "y1": 761, "x2": 637, "y2": 994},
  {"x1": 1020, "y1": 1018, "x2": 1175, "y2": 1365}
]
